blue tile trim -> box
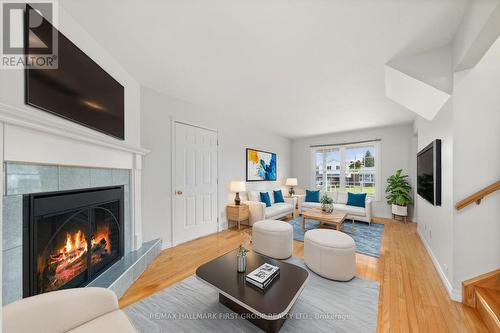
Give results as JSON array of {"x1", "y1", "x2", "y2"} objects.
[
  {"x1": 6, "y1": 163, "x2": 58, "y2": 195},
  {"x1": 2, "y1": 246, "x2": 22, "y2": 305},
  {"x1": 3, "y1": 195, "x2": 23, "y2": 251}
]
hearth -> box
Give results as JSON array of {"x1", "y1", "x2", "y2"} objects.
[{"x1": 22, "y1": 186, "x2": 124, "y2": 297}]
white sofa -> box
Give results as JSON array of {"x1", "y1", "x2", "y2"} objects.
[
  {"x1": 298, "y1": 191, "x2": 372, "y2": 224},
  {"x1": 3, "y1": 288, "x2": 136, "y2": 333},
  {"x1": 242, "y1": 188, "x2": 294, "y2": 226}
]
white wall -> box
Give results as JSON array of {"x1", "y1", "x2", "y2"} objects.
[
  {"x1": 408, "y1": 134, "x2": 418, "y2": 222},
  {"x1": 140, "y1": 86, "x2": 291, "y2": 247},
  {"x1": 414, "y1": 103, "x2": 455, "y2": 294},
  {"x1": 452, "y1": 0, "x2": 500, "y2": 70},
  {"x1": 290, "y1": 124, "x2": 415, "y2": 219},
  {"x1": 0, "y1": 3, "x2": 145, "y2": 312},
  {"x1": 452, "y1": 35, "x2": 500, "y2": 290},
  {"x1": 413, "y1": 36, "x2": 500, "y2": 300},
  {"x1": 0, "y1": 4, "x2": 142, "y2": 169}
]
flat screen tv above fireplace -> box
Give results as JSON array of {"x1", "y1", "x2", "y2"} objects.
[{"x1": 25, "y1": 6, "x2": 125, "y2": 140}]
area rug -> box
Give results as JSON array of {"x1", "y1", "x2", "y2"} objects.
[
  {"x1": 289, "y1": 217, "x2": 384, "y2": 258},
  {"x1": 124, "y1": 257, "x2": 379, "y2": 333}
]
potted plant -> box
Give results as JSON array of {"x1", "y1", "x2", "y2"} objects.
[
  {"x1": 320, "y1": 194, "x2": 334, "y2": 213},
  {"x1": 385, "y1": 169, "x2": 412, "y2": 218}
]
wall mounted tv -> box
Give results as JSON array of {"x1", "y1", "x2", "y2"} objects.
[
  {"x1": 25, "y1": 6, "x2": 125, "y2": 140},
  {"x1": 417, "y1": 139, "x2": 441, "y2": 206}
]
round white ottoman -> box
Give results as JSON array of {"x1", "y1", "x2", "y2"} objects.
[
  {"x1": 304, "y1": 229, "x2": 355, "y2": 281},
  {"x1": 252, "y1": 220, "x2": 293, "y2": 259}
]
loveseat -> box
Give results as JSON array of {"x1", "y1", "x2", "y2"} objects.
[
  {"x1": 298, "y1": 190, "x2": 372, "y2": 224},
  {"x1": 241, "y1": 188, "x2": 295, "y2": 225}
]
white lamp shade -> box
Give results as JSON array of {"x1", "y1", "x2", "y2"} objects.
[
  {"x1": 286, "y1": 178, "x2": 298, "y2": 186},
  {"x1": 230, "y1": 181, "x2": 246, "y2": 192}
]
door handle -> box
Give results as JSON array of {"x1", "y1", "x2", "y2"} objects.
[{"x1": 176, "y1": 190, "x2": 183, "y2": 195}]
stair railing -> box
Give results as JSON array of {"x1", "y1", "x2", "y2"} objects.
[{"x1": 455, "y1": 180, "x2": 500, "y2": 210}]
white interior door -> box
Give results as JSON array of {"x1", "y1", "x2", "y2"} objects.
[{"x1": 173, "y1": 122, "x2": 218, "y2": 245}]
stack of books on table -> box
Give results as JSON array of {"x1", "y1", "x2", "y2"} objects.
[{"x1": 245, "y1": 263, "x2": 280, "y2": 289}]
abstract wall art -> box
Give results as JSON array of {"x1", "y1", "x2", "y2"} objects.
[{"x1": 246, "y1": 148, "x2": 277, "y2": 181}]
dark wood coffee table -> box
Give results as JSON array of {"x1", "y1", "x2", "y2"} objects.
[{"x1": 196, "y1": 250, "x2": 309, "y2": 333}]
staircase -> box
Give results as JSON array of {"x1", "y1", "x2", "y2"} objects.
[
  {"x1": 456, "y1": 182, "x2": 500, "y2": 331},
  {"x1": 462, "y1": 270, "x2": 500, "y2": 332}
]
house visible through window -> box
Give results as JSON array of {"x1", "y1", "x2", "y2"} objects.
[
  {"x1": 313, "y1": 141, "x2": 380, "y2": 198},
  {"x1": 315, "y1": 149, "x2": 340, "y2": 191}
]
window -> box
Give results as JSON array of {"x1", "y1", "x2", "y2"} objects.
[
  {"x1": 345, "y1": 146, "x2": 376, "y2": 195},
  {"x1": 314, "y1": 149, "x2": 340, "y2": 191},
  {"x1": 312, "y1": 141, "x2": 380, "y2": 199}
]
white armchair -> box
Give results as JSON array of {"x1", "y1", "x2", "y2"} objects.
[
  {"x1": 245, "y1": 200, "x2": 266, "y2": 225},
  {"x1": 3, "y1": 288, "x2": 136, "y2": 333},
  {"x1": 242, "y1": 190, "x2": 295, "y2": 226}
]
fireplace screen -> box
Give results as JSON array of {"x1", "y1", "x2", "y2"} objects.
[{"x1": 23, "y1": 186, "x2": 124, "y2": 297}]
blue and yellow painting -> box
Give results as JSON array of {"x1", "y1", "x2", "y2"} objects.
[{"x1": 246, "y1": 148, "x2": 277, "y2": 181}]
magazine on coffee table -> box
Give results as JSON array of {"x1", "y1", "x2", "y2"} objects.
[
  {"x1": 246, "y1": 270, "x2": 280, "y2": 289},
  {"x1": 246, "y1": 263, "x2": 280, "y2": 289}
]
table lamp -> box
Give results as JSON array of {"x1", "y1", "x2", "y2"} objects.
[
  {"x1": 286, "y1": 178, "x2": 298, "y2": 196},
  {"x1": 230, "y1": 181, "x2": 246, "y2": 205}
]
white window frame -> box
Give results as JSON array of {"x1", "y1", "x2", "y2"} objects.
[{"x1": 310, "y1": 141, "x2": 381, "y2": 201}]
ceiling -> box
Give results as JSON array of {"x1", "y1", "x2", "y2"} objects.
[{"x1": 61, "y1": 0, "x2": 470, "y2": 139}]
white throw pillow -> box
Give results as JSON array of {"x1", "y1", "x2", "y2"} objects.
[
  {"x1": 248, "y1": 191, "x2": 260, "y2": 202},
  {"x1": 327, "y1": 191, "x2": 338, "y2": 203},
  {"x1": 267, "y1": 191, "x2": 274, "y2": 203},
  {"x1": 337, "y1": 192, "x2": 348, "y2": 204}
]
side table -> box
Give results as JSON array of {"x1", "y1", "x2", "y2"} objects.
[{"x1": 226, "y1": 204, "x2": 249, "y2": 229}]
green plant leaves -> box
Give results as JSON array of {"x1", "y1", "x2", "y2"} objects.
[
  {"x1": 320, "y1": 194, "x2": 333, "y2": 205},
  {"x1": 385, "y1": 169, "x2": 413, "y2": 206}
]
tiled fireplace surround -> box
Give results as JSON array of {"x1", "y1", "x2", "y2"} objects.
[{"x1": 3, "y1": 162, "x2": 161, "y2": 305}]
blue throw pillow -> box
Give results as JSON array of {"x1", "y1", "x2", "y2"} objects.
[
  {"x1": 260, "y1": 192, "x2": 272, "y2": 207},
  {"x1": 305, "y1": 190, "x2": 320, "y2": 203},
  {"x1": 347, "y1": 192, "x2": 367, "y2": 207},
  {"x1": 273, "y1": 190, "x2": 284, "y2": 203}
]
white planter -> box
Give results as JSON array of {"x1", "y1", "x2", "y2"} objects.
[{"x1": 392, "y1": 204, "x2": 408, "y2": 216}]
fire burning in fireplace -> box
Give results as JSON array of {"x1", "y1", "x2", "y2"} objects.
[
  {"x1": 91, "y1": 224, "x2": 111, "y2": 264},
  {"x1": 38, "y1": 225, "x2": 112, "y2": 292}
]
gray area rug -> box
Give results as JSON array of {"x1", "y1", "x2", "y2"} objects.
[{"x1": 124, "y1": 257, "x2": 379, "y2": 332}]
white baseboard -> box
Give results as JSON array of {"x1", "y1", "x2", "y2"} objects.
[
  {"x1": 161, "y1": 241, "x2": 172, "y2": 250},
  {"x1": 450, "y1": 288, "x2": 462, "y2": 302},
  {"x1": 417, "y1": 229, "x2": 462, "y2": 302}
]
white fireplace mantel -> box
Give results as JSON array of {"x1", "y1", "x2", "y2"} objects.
[
  {"x1": 0, "y1": 102, "x2": 149, "y2": 156},
  {"x1": 0, "y1": 102, "x2": 150, "y2": 251}
]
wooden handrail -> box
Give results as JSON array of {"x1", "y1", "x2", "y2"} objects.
[{"x1": 455, "y1": 180, "x2": 500, "y2": 210}]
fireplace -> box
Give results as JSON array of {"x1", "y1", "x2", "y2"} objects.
[{"x1": 22, "y1": 186, "x2": 124, "y2": 297}]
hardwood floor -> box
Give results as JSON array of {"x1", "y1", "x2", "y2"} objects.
[{"x1": 119, "y1": 218, "x2": 488, "y2": 332}]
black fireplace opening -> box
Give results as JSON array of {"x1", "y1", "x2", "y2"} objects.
[{"x1": 22, "y1": 186, "x2": 124, "y2": 297}]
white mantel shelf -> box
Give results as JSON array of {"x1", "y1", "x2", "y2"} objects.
[
  {"x1": 0, "y1": 101, "x2": 148, "y2": 252},
  {"x1": 0, "y1": 102, "x2": 150, "y2": 156}
]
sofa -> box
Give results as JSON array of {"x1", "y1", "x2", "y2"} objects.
[
  {"x1": 3, "y1": 287, "x2": 136, "y2": 333},
  {"x1": 241, "y1": 188, "x2": 295, "y2": 225},
  {"x1": 298, "y1": 190, "x2": 372, "y2": 224}
]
